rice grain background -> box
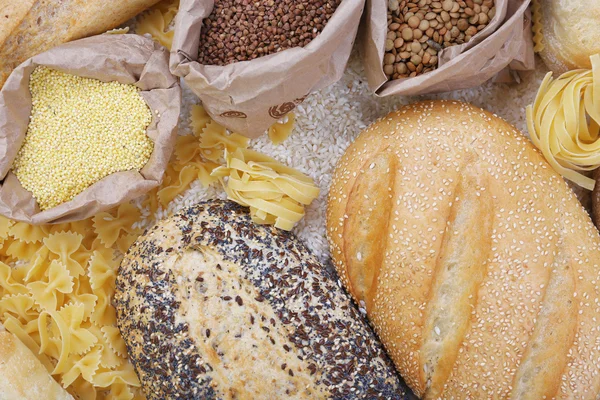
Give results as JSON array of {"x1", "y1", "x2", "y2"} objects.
[{"x1": 162, "y1": 51, "x2": 550, "y2": 263}]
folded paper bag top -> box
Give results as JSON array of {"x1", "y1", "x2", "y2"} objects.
[
  {"x1": 362, "y1": 0, "x2": 535, "y2": 96},
  {"x1": 170, "y1": 0, "x2": 365, "y2": 138},
  {"x1": 0, "y1": 34, "x2": 181, "y2": 225}
]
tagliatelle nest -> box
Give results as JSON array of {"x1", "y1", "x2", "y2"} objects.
[
  {"x1": 211, "y1": 148, "x2": 320, "y2": 231},
  {"x1": 527, "y1": 54, "x2": 600, "y2": 190}
]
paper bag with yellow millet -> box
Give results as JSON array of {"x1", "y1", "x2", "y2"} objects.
[
  {"x1": 362, "y1": 0, "x2": 535, "y2": 96},
  {"x1": 170, "y1": 0, "x2": 365, "y2": 138},
  {"x1": 0, "y1": 34, "x2": 181, "y2": 224}
]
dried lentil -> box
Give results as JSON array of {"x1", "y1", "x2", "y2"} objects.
[
  {"x1": 198, "y1": 0, "x2": 343, "y2": 66},
  {"x1": 12, "y1": 67, "x2": 153, "y2": 210},
  {"x1": 384, "y1": 0, "x2": 495, "y2": 79}
]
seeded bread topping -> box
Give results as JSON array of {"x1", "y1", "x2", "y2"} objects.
[{"x1": 115, "y1": 200, "x2": 413, "y2": 399}]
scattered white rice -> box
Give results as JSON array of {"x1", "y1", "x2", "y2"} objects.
[{"x1": 159, "y1": 49, "x2": 550, "y2": 263}]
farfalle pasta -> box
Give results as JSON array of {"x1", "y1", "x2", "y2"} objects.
[
  {"x1": 136, "y1": 0, "x2": 179, "y2": 50},
  {"x1": 146, "y1": 110, "x2": 250, "y2": 212},
  {"x1": 88, "y1": 252, "x2": 117, "y2": 293},
  {"x1": 0, "y1": 293, "x2": 37, "y2": 322},
  {"x1": 5, "y1": 239, "x2": 44, "y2": 262},
  {"x1": 157, "y1": 165, "x2": 199, "y2": 206},
  {"x1": 268, "y1": 113, "x2": 296, "y2": 145},
  {"x1": 531, "y1": 0, "x2": 543, "y2": 53},
  {"x1": 93, "y1": 364, "x2": 141, "y2": 387},
  {"x1": 0, "y1": 216, "x2": 14, "y2": 240},
  {"x1": 44, "y1": 232, "x2": 86, "y2": 277},
  {"x1": 89, "y1": 325, "x2": 122, "y2": 369},
  {"x1": 27, "y1": 261, "x2": 74, "y2": 311},
  {"x1": 0, "y1": 206, "x2": 146, "y2": 399},
  {"x1": 190, "y1": 104, "x2": 211, "y2": 136},
  {"x1": 62, "y1": 346, "x2": 102, "y2": 387},
  {"x1": 105, "y1": 27, "x2": 131, "y2": 35},
  {"x1": 23, "y1": 248, "x2": 50, "y2": 282},
  {"x1": 0, "y1": 262, "x2": 27, "y2": 296},
  {"x1": 174, "y1": 134, "x2": 202, "y2": 164},
  {"x1": 200, "y1": 121, "x2": 249, "y2": 161},
  {"x1": 91, "y1": 290, "x2": 117, "y2": 328},
  {"x1": 116, "y1": 234, "x2": 139, "y2": 256},
  {"x1": 101, "y1": 326, "x2": 128, "y2": 358},
  {"x1": 8, "y1": 222, "x2": 48, "y2": 243},
  {"x1": 527, "y1": 54, "x2": 600, "y2": 190},
  {"x1": 93, "y1": 203, "x2": 142, "y2": 248},
  {"x1": 212, "y1": 148, "x2": 320, "y2": 231},
  {"x1": 190, "y1": 159, "x2": 220, "y2": 187}
]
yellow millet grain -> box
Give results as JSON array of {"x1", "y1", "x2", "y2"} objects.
[{"x1": 12, "y1": 67, "x2": 154, "y2": 211}]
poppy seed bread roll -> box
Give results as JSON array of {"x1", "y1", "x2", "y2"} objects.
[
  {"x1": 327, "y1": 100, "x2": 600, "y2": 399},
  {"x1": 115, "y1": 200, "x2": 413, "y2": 400}
]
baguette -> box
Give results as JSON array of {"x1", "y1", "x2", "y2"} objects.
[
  {"x1": 0, "y1": 0, "x2": 161, "y2": 88},
  {"x1": 115, "y1": 200, "x2": 413, "y2": 399},
  {"x1": 0, "y1": 329, "x2": 73, "y2": 400},
  {"x1": 327, "y1": 100, "x2": 600, "y2": 399},
  {"x1": 593, "y1": 169, "x2": 600, "y2": 228}
]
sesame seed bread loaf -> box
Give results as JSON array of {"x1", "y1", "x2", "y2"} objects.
[
  {"x1": 115, "y1": 200, "x2": 413, "y2": 400},
  {"x1": 327, "y1": 100, "x2": 600, "y2": 399},
  {"x1": 0, "y1": 0, "x2": 161, "y2": 88},
  {"x1": 537, "y1": 0, "x2": 600, "y2": 74},
  {"x1": 593, "y1": 169, "x2": 600, "y2": 228}
]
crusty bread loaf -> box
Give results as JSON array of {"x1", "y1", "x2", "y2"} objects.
[
  {"x1": 0, "y1": 329, "x2": 73, "y2": 400},
  {"x1": 593, "y1": 169, "x2": 600, "y2": 229},
  {"x1": 537, "y1": 0, "x2": 600, "y2": 74},
  {"x1": 115, "y1": 200, "x2": 413, "y2": 400},
  {"x1": 327, "y1": 100, "x2": 600, "y2": 399},
  {"x1": 0, "y1": 0, "x2": 161, "y2": 88}
]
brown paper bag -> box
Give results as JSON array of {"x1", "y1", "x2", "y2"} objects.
[
  {"x1": 362, "y1": 0, "x2": 535, "y2": 96},
  {"x1": 0, "y1": 34, "x2": 181, "y2": 224},
  {"x1": 170, "y1": 0, "x2": 365, "y2": 138}
]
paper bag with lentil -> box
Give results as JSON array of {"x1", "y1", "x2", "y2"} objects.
[
  {"x1": 0, "y1": 34, "x2": 181, "y2": 224},
  {"x1": 362, "y1": 0, "x2": 534, "y2": 96},
  {"x1": 170, "y1": 0, "x2": 365, "y2": 138}
]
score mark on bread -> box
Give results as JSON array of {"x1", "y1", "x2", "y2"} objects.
[
  {"x1": 420, "y1": 161, "x2": 493, "y2": 399},
  {"x1": 511, "y1": 249, "x2": 576, "y2": 400},
  {"x1": 344, "y1": 151, "x2": 398, "y2": 308}
]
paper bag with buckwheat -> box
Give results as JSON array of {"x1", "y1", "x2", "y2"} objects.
[
  {"x1": 0, "y1": 34, "x2": 181, "y2": 225},
  {"x1": 363, "y1": 0, "x2": 535, "y2": 96},
  {"x1": 170, "y1": 0, "x2": 365, "y2": 138}
]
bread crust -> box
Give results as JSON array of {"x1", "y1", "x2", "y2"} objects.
[
  {"x1": 327, "y1": 100, "x2": 600, "y2": 399},
  {"x1": 0, "y1": 331, "x2": 73, "y2": 400},
  {"x1": 115, "y1": 200, "x2": 413, "y2": 400},
  {"x1": 592, "y1": 168, "x2": 600, "y2": 228},
  {"x1": 538, "y1": 0, "x2": 600, "y2": 74},
  {"x1": 0, "y1": 0, "x2": 161, "y2": 88}
]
